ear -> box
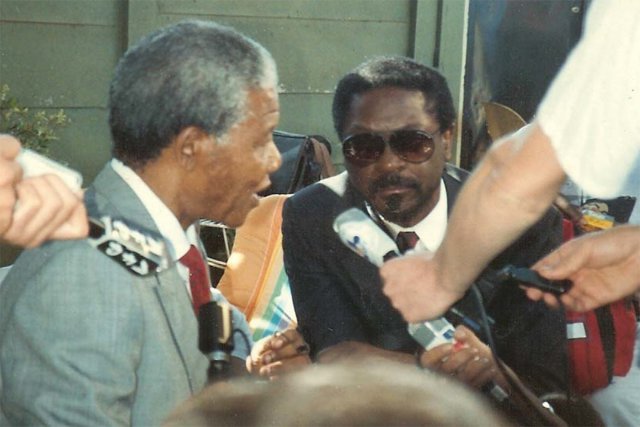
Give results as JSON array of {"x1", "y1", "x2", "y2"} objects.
[
  {"x1": 440, "y1": 126, "x2": 454, "y2": 161},
  {"x1": 173, "y1": 126, "x2": 214, "y2": 170}
]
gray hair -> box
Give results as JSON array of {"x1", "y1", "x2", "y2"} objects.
[{"x1": 109, "y1": 20, "x2": 277, "y2": 167}]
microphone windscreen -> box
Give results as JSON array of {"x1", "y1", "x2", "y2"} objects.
[{"x1": 333, "y1": 208, "x2": 399, "y2": 266}]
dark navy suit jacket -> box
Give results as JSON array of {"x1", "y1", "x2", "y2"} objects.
[{"x1": 282, "y1": 164, "x2": 567, "y2": 394}]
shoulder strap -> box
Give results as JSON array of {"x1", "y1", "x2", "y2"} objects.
[{"x1": 309, "y1": 136, "x2": 337, "y2": 179}]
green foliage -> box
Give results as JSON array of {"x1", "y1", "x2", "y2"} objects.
[{"x1": 0, "y1": 84, "x2": 70, "y2": 155}]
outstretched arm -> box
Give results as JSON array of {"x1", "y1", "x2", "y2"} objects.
[{"x1": 381, "y1": 123, "x2": 566, "y2": 322}]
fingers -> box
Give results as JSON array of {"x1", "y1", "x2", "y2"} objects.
[
  {"x1": 0, "y1": 135, "x2": 88, "y2": 247},
  {"x1": 253, "y1": 354, "x2": 312, "y2": 380},
  {"x1": 560, "y1": 283, "x2": 605, "y2": 312},
  {"x1": 0, "y1": 136, "x2": 22, "y2": 236},
  {"x1": 247, "y1": 328, "x2": 311, "y2": 379},
  {"x1": 524, "y1": 286, "x2": 562, "y2": 308},
  {"x1": 0, "y1": 135, "x2": 21, "y2": 159},
  {"x1": 259, "y1": 329, "x2": 309, "y2": 360},
  {"x1": 0, "y1": 165, "x2": 19, "y2": 236},
  {"x1": 533, "y1": 240, "x2": 582, "y2": 280},
  {"x1": 435, "y1": 345, "x2": 504, "y2": 389},
  {"x1": 48, "y1": 197, "x2": 89, "y2": 240},
  {"x1": 534, "y1": 234, "x2": 601, "y2": 281},
  {"x1": 3, "y1": 174, "x2": 87, "y2": 247},
  {"x1": 419, "y1": 343, "x2": 454, "y2": 369},
  {"x1": 455, "y1": 352, "x2": 496, "y2": 388},
  {"x1": 420, "y1": 326, "x2": 505, "y2": 390}
]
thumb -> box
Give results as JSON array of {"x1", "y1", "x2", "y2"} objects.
[{"x1": 533, "y1": 239, "x2": 586, "y2": 280}]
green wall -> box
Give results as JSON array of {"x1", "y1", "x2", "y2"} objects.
[{"x1": 0, "y1": 0, "x2": 467, "y2": 264}]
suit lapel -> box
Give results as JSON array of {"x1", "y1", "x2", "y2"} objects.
[
  {"x1": 442, "y1": 164, "x2": 469, "y2": 217},
  {"x1": 152, "y1": 268, "x2": 203, "y2": 392},
  {"x1": 88, "y1": 163, "x2": 205, "y2": 392}
]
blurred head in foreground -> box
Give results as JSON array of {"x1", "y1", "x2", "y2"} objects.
[{"x1": 164, "y1": 358, "x2": 511, "y2": 426}]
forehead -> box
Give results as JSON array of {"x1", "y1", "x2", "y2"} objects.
[
  {"x1": 345, "y1": 87, "x2": 438, "y2": 133},
  {"x1": 244, "y1": 86, "x2": 280, "y2": 124}
]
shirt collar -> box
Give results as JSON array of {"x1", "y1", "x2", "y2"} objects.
[
  {"x1": 110, "y1": 158, "x2": 197, "y2": 260},
  {"x1": 374, "y1": 179, "x2": 448, "y2": 252}
]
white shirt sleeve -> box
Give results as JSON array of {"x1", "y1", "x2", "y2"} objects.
[{"x1": 536, "y1": 0, "x2": 640, "y2": 197}]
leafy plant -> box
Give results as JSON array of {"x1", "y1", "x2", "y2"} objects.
[{"x1": 0, "y1": 84, "x2": 69, "y2": 155}]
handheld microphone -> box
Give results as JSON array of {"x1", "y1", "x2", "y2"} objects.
[
  {"x1": 333, "y1": 208, "x2": 462, "y2": 347},
  {"x1": 333, "y1": 208, "x2": 508, "y2": 402},
  {"x1": 198, "y1": 300, "x2": 235, "y2": 382},
  {"x1": 87, "y1": 217, "x2": 171, "y2": 276},
  {"x1": 333, "y1": 207, "x2": 400, "y2": 265}
]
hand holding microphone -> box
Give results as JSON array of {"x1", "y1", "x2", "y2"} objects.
[
  {"x1": 1, "y1": 138, "x2": 88, "y2": 248},
  {"x1": 419, "y1": 324, "x2": 509, "y2": 391},
  {"x1": 333, "y1": 208, "x2": 509, "y2": 400}
]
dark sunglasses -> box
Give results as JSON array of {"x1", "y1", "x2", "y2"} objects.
[{"x1": 342, "y1": 130, "x2": 438, "y2": 166}]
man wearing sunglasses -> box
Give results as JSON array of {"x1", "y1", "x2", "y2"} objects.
[{"x1": 281, "y1": 57, "x2": 567, "y2": 399}]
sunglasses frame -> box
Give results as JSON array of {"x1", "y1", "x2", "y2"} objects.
[{"x1": 342, "y1": 129, "x2": 439, "y2": 166}]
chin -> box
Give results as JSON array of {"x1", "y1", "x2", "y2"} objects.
[
  {"x1": 223, "y1": 198, "x2": 259, "y2": 228},
  {"x1": 380, "y1": 203, "x2": 421, "y2": 227}
]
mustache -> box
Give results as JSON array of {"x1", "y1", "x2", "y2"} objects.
[{"x1": 369, "y1": 174, "x2": 420, "y2": 194}]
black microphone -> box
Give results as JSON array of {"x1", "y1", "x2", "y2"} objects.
[
  {"x1": 333, "y1": 208, "x2": 509, "y2": 402},
  {"x1": 87, "y1": 217, "x2": 171, "y2": 276},
  {"x1": 198, "y1": 300, "x2": 235, "y2": 382}
]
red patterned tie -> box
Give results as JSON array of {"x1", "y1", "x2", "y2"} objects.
[
  {"x1": 396, "y1": 231, "x2": 420, "y2": 254},
  {"x1": 179, "y1": 244, "x2": 211, "y2": 316}
]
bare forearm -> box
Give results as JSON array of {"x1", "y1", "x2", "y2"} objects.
[{"x1": 437, "y1": 123, "x2": 566, "y2": 293}]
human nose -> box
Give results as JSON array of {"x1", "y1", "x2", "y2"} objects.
[
  {"x1": 376, "y1": 140, "x2": 405, "y2": 171},
  {"x1": 265, "y1": 140, "x2": 282, "y2": 173}
]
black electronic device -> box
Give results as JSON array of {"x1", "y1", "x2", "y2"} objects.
[
  {"x1": 198, "y1": 301, "x2": 235, "y2": 382},
  {"x1": 497, "y1": 265, "x2": 572, "y2": 295}
]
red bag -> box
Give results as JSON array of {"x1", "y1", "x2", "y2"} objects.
[
  {"x1": 566, "y1": 300, "x2": 636, "y2": 395},
  {"x1": 561, "y1": 219, "x2": 637, "y2": 395}
]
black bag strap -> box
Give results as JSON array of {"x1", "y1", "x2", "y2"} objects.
[{"x1": 594, "y1": 305, "x2": 616, "y2": 383}]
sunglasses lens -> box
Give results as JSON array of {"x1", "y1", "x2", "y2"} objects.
[
  {"x1": 342, "y1": 130, "x2": 436, "y2": 165},
  {"x1": 342, "y1": 134, "x2": 385, "y2": 165},
  {"x1": 390, "y1": 130, "x2": 435, "y2": 163}
]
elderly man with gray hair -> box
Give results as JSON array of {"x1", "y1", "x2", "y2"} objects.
[{"x1": 0, "y1": 20, "x2": 282, "y2": 425}]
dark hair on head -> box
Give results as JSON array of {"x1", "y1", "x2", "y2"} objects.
[
  {"x1": 332, "y1": 56, "x2": 455, "y2": 140},
  {"x1": 109, "y1": 20, "x2": 277, "y2": 168}
]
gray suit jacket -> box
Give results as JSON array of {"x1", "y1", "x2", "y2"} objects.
[{"x1": 0, "y1": 164, "x2": 211, "y2": 426}]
